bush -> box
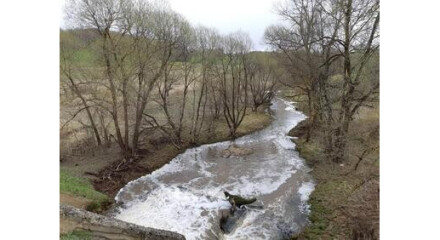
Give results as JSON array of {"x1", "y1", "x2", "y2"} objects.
[{"x1": 85, "y1": 198, "x2": 113, "y2": 213}]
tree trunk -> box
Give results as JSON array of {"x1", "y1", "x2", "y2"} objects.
[{"x1": 103, "y1": 35, "x2": 128, "y2": 157}]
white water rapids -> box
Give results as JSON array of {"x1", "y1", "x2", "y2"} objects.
[{"x1": 111, "y1": 98, "x2": 315, "y2": 239}]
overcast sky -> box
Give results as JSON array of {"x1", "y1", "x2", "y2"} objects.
[
  {"x1": 167, "y1": 0, "x2": 281, "y2": 51},
  {"x1": 61, "y1": 0, "x2": 282, "y2": 51}
]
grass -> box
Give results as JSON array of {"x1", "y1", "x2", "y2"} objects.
[
  {"x1": 60, "y1": 169, "x2": 107, "y2": 201},
  {"x1": 190, "y1": 109, "x2": 273, "y2": 145},
  {"x1": 291, "y1": 139, "x2": 334, "y2": 239},
  {"x1": 298, "y1": 177, "x2": 354, "y2": 239},
  {"x1": 283, "y1": 85, "x2": 380, "y2": 239},
  {"x1": 290, "y1": 111, "x2": 379, "y2": 239},
  {"x1": 60, "y1": 169, "x2": 111, "y2": 213},
  {"x1": 294, "y1": 139, "x2": 325, "y2": 167},
  {"x1": 237, "y1": 111, "x2": 273, "y2": 134},
  {"x1": 87, "y1": 108, "x2": 275, "y2": 197},
  {"x1": 218, "y1": 110, "x2": 273, "y2": 137},
  {"x1": 71, "y1": 49, "x2": 96, "y2": 65}
]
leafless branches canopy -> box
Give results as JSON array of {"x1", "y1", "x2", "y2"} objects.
[
  {"x1": 61, "y1": 0, "x2": 279, "y2": 158},
  {"x1": 265, "y1": 0, "x2": 379, "y2": 162}
]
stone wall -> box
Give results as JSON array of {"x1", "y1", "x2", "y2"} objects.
[{"x1": 60, "y1": 204, "x2": 185, "y2": 240}]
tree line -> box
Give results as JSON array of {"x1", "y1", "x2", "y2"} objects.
[
  {"x1": 61, "y1": 0, "x2": 278, "y2": 159},
  {"x1": 265, "y1": 0, "x2": 379, "y2": 163}
]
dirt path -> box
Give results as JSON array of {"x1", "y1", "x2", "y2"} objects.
[{"x1": 60, "y1": 193, "x2": 91, "y2": 209}]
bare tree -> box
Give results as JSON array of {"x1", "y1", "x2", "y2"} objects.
[
  {"x1": 265, "y1": 0, "x2": 379, "y2": 162},
  {"x1": 330, "y1": 0, "x2": 380, "y2": 162},
  {"x1": 189, "y1": 26, "x2": 220, "y2": 143},
  {"x1": 67, "y1": 0, "x2": 190, "y2": 156},
  {"x1": 65, "y1": 0, "x2": 280, "y2": 160},
  {"x1": 265, "y1": 0, "x2": 328, "y2": 141},
  {"x1": 143, "y1": 11, "x2": 193, "y2": 149},
  {"x1": 248, "y1": 55, "x2": 277, "y2": 111},
  {"x1": 216, "y1": 32, "x2": 252, "y2": 138},
  {"x1": 60, "y1": 31, "x2": 102, "y2": 146},
  {"x1": 68, "y1": 0, "x2": 133, "y2": 157}
]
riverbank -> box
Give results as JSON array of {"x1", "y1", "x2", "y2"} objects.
[
  {"x1": 288, "y1": 101, "x2": 379, "y2": 239},
  {"x1": 60, "y1": 108, "x2": 273, "y2": 210},
  {"x1": 60, "y1": 108, "x2": 273, "y2": 238},
  {"x1": 108, "y1": 98, "x2": 312, "y2": 239}
]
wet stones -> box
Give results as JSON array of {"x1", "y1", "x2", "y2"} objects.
[
  {"x1": 277, "y1": 221, "x2": 299, "y2": 239},
  {"x1": 220, "y1": 145, "x2": 253, "y2": 158},
  {"x1": 219, "y1": 207, "x2": 248, "y2": 234}
]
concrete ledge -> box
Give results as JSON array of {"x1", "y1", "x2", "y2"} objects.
[{"x1": 60, "y1": 204, "x2": 185, "y2": 240}]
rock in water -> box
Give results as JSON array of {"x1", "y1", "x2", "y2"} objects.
[
  {"x1": 219, "y1": 207, "x2": 248, "y2": 234},
  {"x1": 277, "y1": 221, "x2": 299, "y2": 239},
  {"x1": 224, "y1": 191, "x2": 257, "y2": 207},
  {"x1": 220, "y1": 192, "x2": 259, "y2": 234},
  {"x1": 220, "y1": 145, "x2": 253, "y2": 158}
]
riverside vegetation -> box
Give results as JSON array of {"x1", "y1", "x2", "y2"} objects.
[
  {"x1": 266, "y1": 0, "x2": 379, "y2": 238},
  {"x1": 60, "y1": 0, "x2": 379, "y2": 239},
  {"x1": 60, "y1": 0, "x2": 277, "y2": 237}
]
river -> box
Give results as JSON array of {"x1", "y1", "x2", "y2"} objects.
[{"x1": 111, "y1": 98, "x2": 315, "y2": 239}]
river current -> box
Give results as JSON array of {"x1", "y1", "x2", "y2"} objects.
[{"x1": 112, "y1": 98, "x2": 315, "y2": 239}]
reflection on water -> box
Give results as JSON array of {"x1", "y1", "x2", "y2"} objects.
[{"x1": 112, "y1": 98, "x2": 315, "y2": 239}]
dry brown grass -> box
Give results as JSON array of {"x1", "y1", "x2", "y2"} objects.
[
  {"x1": 60, "y1": 105, "x2": 273, "y2": 199},
  {"x1": 289, "y1": 104, "x2": 379, "y2": 240}
]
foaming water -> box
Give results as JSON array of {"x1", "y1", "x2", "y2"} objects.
[{"x1": 112, "y1": 98, "x2": 314, "y2": 239}]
